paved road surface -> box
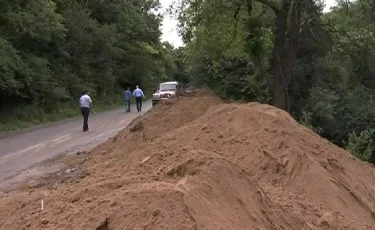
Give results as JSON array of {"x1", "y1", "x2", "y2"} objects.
[{"x1": 0, "y1": 101, "x2": 151, "y2": 190}]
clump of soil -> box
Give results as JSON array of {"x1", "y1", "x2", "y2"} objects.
[
  {"x1": 129, "y1": 120, "x2": 143, "y2": 132},
  {"x1": 0, "y1": 96, "x2": 375, "y2": 230}
]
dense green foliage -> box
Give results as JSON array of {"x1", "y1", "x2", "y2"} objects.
[
  {"x1": 2, "y1": 0, "x2": 375, "y2": 163},
  {"x1": 170, "y1": 0, "x2": 375, "y2": 163},
  {"x1": 346, "y1": 130, "x2": 374, "y2": 162},
  {"x1": 0, "y1": 0, "x2": 178, "y2": 131}
]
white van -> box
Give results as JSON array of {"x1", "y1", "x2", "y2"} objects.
[{"x1": 152, "y1": 81, "x2": 179, "y2": 107}]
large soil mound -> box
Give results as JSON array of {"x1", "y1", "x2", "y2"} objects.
[{"x1": 1, "y1": 96, "x2": 375, "y2": 230}]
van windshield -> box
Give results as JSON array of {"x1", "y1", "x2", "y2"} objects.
[{"x1": 160, "y1": 84, "x2": 177, "y2": 92}]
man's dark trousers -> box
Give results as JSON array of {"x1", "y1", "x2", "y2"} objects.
[
  {"x1": 125, "y1": 100, "x2": 131, "y2": 112},
  {"x1": 80, "y1": 107, "x2": 90, "y2": 131},
  {"x1": 135, "y1": 97, "x2": 142, "y2": 112}
]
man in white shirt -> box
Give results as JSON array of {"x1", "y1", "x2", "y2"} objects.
[
  {"x1": 133, "y1": 85, "x2": 145, "y2": 112},
  {"x1": 79, "y1": 90, "x2": 93, "y2": 132}
]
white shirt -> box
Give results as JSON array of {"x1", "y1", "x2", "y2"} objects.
[
  {"x1": 133, "y1": 88, "x2": 144, "y2": 97},
  {"x1": 79, "y1": 94, "x2": 92, "y2": 108}
]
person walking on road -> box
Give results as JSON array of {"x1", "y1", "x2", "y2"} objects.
[
  {"x1": 133, "y1": 85, "x2": 145, "y2": 112},
  {"x1": 124, "y1": 87, "x2": 132, "y2": 112},
  {"x1": 79, "y1": 90, "x2": 93, "y2": 132}
]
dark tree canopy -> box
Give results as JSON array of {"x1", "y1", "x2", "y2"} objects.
[
  {"x1": 0, "y1": 0, "x2": 178, "y2": 108},
  {"x1": 170, "y1": 0, "x2": 375, "y2": 163},
  {"x1": 0, "y1": 0, "x2": 185, "y2": 130}
]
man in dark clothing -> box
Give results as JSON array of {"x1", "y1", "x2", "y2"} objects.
[
  {"x1": 132, "y1": 85, "x2": 145, "y2": 112},
  {"x1": 79, "y1": 90, "x2": 93, "y2": 132},
  {"x1": 124, "y1": 87, "x2": 131, "y2": 112}
]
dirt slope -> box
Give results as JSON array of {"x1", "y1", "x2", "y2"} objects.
[{"x1": 1, "y1": 96, "x2": 375, "y2": 230}]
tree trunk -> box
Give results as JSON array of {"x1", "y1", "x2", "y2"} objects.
[
  {"x1": 271, "y1": 0, "x2": 303, "y2": 111},
  {"x1": 271, "y1": 0, "x2": 291, "y2": 110}
]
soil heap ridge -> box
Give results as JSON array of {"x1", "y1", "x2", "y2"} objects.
[{"x1": 0, "y1": 96, "x2": 375, "y2": 230}]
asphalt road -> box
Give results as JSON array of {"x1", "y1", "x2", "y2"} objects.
[{"x1": 0, "y1": 101, "x2": 151, "y2": 190}]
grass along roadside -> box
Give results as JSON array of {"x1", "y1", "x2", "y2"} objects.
[
  {"x1": 0, "y1": 89, "x2": 154, "y2": 133},
  {"x1": 0, "y1": 94, "x2": 124, "y2": 133}
]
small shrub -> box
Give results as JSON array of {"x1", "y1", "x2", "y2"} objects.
[
  {"x1": 346, "y1": 130, "x2": 374, "y2": 162},
  {"x1": 299, "y1": 111, "x2": 313, "y2": 129}
]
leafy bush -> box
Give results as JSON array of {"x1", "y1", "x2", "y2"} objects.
[
  {"x1": 346, "y1": 130, "x2": 375, "y2": 162},
  {"x1": 0, "y1": 0, "x2": 179, "y2": 131}
]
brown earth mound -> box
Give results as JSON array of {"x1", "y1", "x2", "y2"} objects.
[{"x1": 1, "y1": 96, "x2": 375, "y2": 230}]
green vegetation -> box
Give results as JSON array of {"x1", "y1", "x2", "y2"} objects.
[
  {"x1": 2, "y1": 0, "x2": 375, "y2": 164},
  {"x1": 346, "y1": 130, "x2": 375, "y2": 162},
  {"x1": 0, "y1": 0, "x2": 179, "y2": 132},
  {"x1": 168, "y1": 0, "x2": 375, "y2": 164},
  {"x1": 0, "y1": 93, "x2": 122, "y2": 132}
]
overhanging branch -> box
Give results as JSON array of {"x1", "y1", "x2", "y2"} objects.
[
  {"x1": 247, "y1": 0, "x2": 253, "y2": 15},
  {"x1": 219, "y1": 5, "x2": 241, "y2": 60},
  {"x1": 254, "y1": 0, "x2": 281, "y2": 13}
]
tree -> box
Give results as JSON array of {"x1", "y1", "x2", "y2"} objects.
[
  {"x1": 0, "y1": 0, "x2": 174, "y2": 127},
  {"x1": 170, "y1": 0, "x2": 375, "y2": 163}
]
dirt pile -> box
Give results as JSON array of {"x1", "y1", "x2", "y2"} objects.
[{"x1": 1, "y1": 96, "x2": 375, "y2": 230}]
